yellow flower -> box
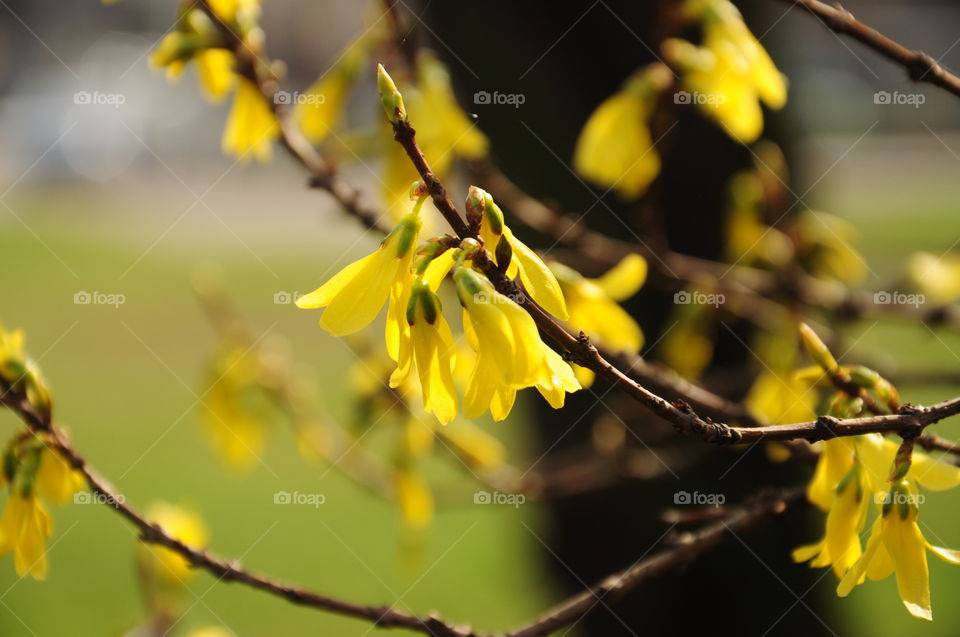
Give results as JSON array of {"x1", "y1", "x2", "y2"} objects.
[
  {"x1": 794, "y1": 211, "x2": 866, "y2": 285},
  {"x1": 793, "y1": 466, "x2": 869, "y2": 578},
  {"x1": 697, "y1": 0, "x2": 786, "y2": 109},
  {"x1": 806, "y1": 438, "x2": 856, "y2": 511},
  {"x1": 35, "y1": 448, "x2": 84, "y2": 506},
  {"x1": 535, "y1": 342, "x2": 581, "y2": 409},
  {"x1": 550, "y1": 254, "x2": 647, "y2": 353},
  {"x1": 455, "y1": 266, "x2": 576, "y2": 420},
  {"x1": 390, "y1": 280, "x2": 458, "y2": 424},
  {"x1": 0, "y1": 492, "x2": 52, "y2": 580},
  {"x1": 296, "y1": 211, "x2": 422, "y2": 336},
  {"x1": 0, "y1": 326, "x2": 25, "y2": 378},
  {"x1": 744, "y1": 370, "x2": 816, "y2": 429},
  {"x1": 202, "y1": 346, "x2": 272, "y2": 471},
  {"x1": 573, "y1": 64, "x2": 671, "y2": 199},
  {"x1": 908, "y1": 251, "x2": 960, "y2": 304},
  {"x1": 436, "y1": 421, "x2": 506, "y2": 471},
  {"x1": 725, "y1": 171, "x2": 793, "y2": 267},
  {"x1": 295, "y1": 45, "x2": 367, "y2": 143},
  {"x1": 139, "y1": 502, "x2": 208, "y2": 585},
  {"x1": 222, "y1": 78, "x2": 279, "y2": 162},
  {"x1": 837, "y1": 480, "x2": 960, "y2": 621},
  {"x1": 394, "y1": 467, "x2": 433, "y2": 531},
  {"x1": 194, "y1": 49, "x2": 235, "y2": 102},
  {"x1": 475, "y1": 189, "x2": 568, "y2": 319}
]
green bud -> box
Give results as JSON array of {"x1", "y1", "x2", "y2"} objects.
[
  {"x1": 848, "y1": 365, "x2": 881, "y2": 389},
  {"x1": 495, "y1": 235, "x2": 513, "y2": 273},
  {"x1": 798, "y1": 323, "x2": 838, "y2": 372},
  {"x1": 482, "y1": 193, "x2": 504, "y2": 236},
  {"x1": 377, "y1": 64, "x2": 407, "y2": 123},
  {"x1": 394, "y1": 213, "x2": 422, "y2": 258}
]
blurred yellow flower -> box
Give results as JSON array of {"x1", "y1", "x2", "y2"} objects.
[
  {"x1": 0, "y1": 492, "x2": 52, "y2": 580},
  {"x1": 35, "y1": 448, "x2": 84, "y2": 506},
  {"x1": 574, "y1": 64, "x2": 671, "y2": 199},
  {"x1": 139, "y1": 502, "x2": 208, "y2": 585},
  {"x1": 222, "y1": 79, "x2": 280, "y2": 162},
  {"x1": 550, "y1": 254, "x2": 647, "y2": 354},
  {"x1": 908, "y1": 252, "x2": 960, "y2": 304},
  {"x1": 664, "y1": 0, "x2": 786, "y2": 144},
  {"x1": 295, "y1": 45, "x2": 367, "y2": 143}
]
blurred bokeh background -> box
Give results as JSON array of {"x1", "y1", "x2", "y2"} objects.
[{"x1": 1, "y1": 0, "x2": 960, "y2": 635}]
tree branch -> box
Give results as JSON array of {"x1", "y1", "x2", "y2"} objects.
[
  {"x1": 499, "y1": 486, "x2": 805, "y2": 637},
  {"x1": 784, "y1": 0, "x2": 960, "y2": 99}
]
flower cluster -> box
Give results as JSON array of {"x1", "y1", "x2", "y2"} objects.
[
  {"x1": 664, "y1": 0, "x2": 787, "y2": 143},
  {"x1": 150, "y1": 0, "x2": 279, "y2": 162},
  {"x1": 0, "y1": 434, "x2": 83, "y2": 580},
  {"x1": 297, "y1": 184, "x2": 582, "y2": 424},
  {"x1": 0, "y1": 326, "x2": 84, "y2": 579},
  {"x1": 790, "y1": 324, "x2": 960, "y2": 620}
]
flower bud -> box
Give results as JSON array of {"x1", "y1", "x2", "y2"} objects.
[
  {"x1": 799, "y1": 323, "x2": 838, "y2": 372},
  {"x1": 377, "y1": 64, "x2": 407, "y2": 123}
]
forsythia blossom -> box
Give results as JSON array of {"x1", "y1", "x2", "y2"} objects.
[
  {"x1": 573, "y1": 64, "x2": 672, "y2": 199},
  {"x1": 150, "y1": 0, "x2": 279, "y2": 162},
  {"x1": 0, "y1": 441, "x2": 83, "y2": 579},
  {"x1": 297, "y1": 177, "x2": 579, "y2": 423},
  {"x1": 791, "y1": 324, "x2": 960, "y2": 620},
  {"x1": 664, "y1": 0, "x2": 786, "y2": 143}
]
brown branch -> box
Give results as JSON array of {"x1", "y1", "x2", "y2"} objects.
[
  {"x1": 499, "y1": 486, "x2": 805, "y2": 637},
  {"x1": 3, "y1": 383, "x2": 805, "y2": 637},
  {"x1": 390, "y1": 111, "x2": 960, "y2": 448},
  {"x1": 784, "y1": 0, "x2": 960, "y2": 99}
]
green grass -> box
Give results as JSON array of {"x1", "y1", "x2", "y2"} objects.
[{"x1": 0, "y1": 203, "x2": 551, "y2": 636}]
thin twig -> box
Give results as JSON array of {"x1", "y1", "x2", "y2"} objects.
[
  {"x1": 499, "y1": 487, "x2": 805, "y2": 637},
  {"x1": 784, "y1": 0, "x2": 960, "y2": 99}
]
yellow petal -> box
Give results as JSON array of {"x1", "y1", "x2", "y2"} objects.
[
  {"x1": 909, "y1": 451, "x2": 960, "y2": 491},
  {"x1": 505, "y1": 228, "x2": 568, "y2": 319},
  {"x1": 296, "y1": 253, "x2": 377, "y2": 309},
  {"x1": 884, "y1": 518, "x2": 932, "y2": 620},
  {"x1": 319, "y1": 250, "x2": 403, "y2": 336},
  {"x1": 593, "y1": 254, "x2": 647, "y2": 301}
]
